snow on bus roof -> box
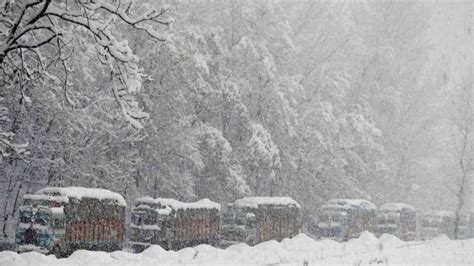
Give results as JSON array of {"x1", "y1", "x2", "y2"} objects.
[
  {"x1": 423, "y1": 210, "x2": 454, "y2": 218},
  {"x1": 51, "y1": 206, "x2": 64, "y2": 214},
  {"x1": 23, "y1": 194, "x2": 69, "y2": 203},
  {"x1": 135, "y1": 197, "x2": 220, "y2": 210},
  {"x1": 324, "y1": 199, "x2": 376, "y2": 210},
  {"x1": 36, "y1": 187, "x2": 127, "y2": 207},
  {"x1": 234, "y1": 197, "x2": 301, "y2": 208},
  {"x1": 380, "y1": 203, "x2": 415, "y2": 212}
]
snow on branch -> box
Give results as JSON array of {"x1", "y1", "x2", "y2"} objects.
[
  {"x1": 0, "y1": 0, "x2": 171, "y2": 128},
  {"x1": 0, "y1": 98, "x2": 29, "y2": 162}
]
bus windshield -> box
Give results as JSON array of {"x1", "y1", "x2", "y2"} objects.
[
  {"x1": 19, "y1": 210, "x2": 33, "y2": 223},
  {"x1": 132, "y1": 209, "x2": 156, "y2": 225},
  {"x1": 320, "y1": 212, "x2": 344, "y2": 225},
  {"x1": 223, "y1": 208, "x2": 247, "y2": 227},
  {"x1": 378, "y1": 213, "x2": 398, "y2": 225},
  {"x1": 19, "y1": 209, "x2": 51, "y2": 226},
  {"x1": 35, "y1": 210, "x2": 51, "y2": 226},
  {"x1": 422, "y1": 216, "x2": 442, "y2": 228}
]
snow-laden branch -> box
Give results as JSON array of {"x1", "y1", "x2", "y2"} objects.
[
  {"x1": 0, "y1": 98, "x2": 29, "y2": 161},
  {"x1": 1, "y1": 0, "x2": 171, "y2": 128}
]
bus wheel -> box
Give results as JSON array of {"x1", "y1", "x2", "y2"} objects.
[{"x1": 52, "y1": 245, "x2": 61, "y2": 258}]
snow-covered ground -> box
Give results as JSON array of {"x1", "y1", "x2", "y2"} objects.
[{"x1": 1, "y1": 232, "x2": 473, "y2": 265}]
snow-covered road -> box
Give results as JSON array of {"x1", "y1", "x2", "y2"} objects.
[{"x1": 1, "y1": 232, "x2": 473, "y2": 265}]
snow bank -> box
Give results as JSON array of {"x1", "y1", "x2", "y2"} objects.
[
  {"x1": 379, "y1": 202, "x2": 415, "y2": 212},
  {"x1": 344, "y1": 231, "x2": 379, "y2": 255},
  {"x1": 1, "y1": 232, "x2": 473, "y2": 265},
  {"x1": 234, "y1": 196, "x2": 301, "y2": 208},
  {"x1": 378, "y1": 233, "x2": 404, "y2": 248},
  {"x1": 135, "y1": 197, "x2": 221, "y2": 211},
  {"x1": 36, "y1": 187, "x2": 127, "y2": 207}
]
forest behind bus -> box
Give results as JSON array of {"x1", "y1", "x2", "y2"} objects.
[{"x1": 0, "y1": 0, "x2": 472, "y2": 239}]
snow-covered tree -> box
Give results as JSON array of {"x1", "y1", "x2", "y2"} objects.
[
  {"x1": 349, "y1": 0, "x2": 433, "y2": 200},
  {"x1": 448, "y1": 78, "x2": 473, "y2": 238},
  {"x1": 0, "y1": 97, "x2": 28, "y2": 161},
  {"x1": 0, "y1": 0, "x2": 169, "y2": 236},
  {"x1": 0, "y1": 0, "x2": 169, "y2": 129}
]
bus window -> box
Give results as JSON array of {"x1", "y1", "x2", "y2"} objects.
[
  {"x1": 54, "y1": 218, "x2": 65, "y2": 229},
  {"x1": 247, "y1": 213, "x2": 256, "y2": 229},
  {"x1": 377, "y1": 216, "x2": 385, "y2": 224},
  {"x1": 386, "y1": 216, "x2": 397, "y2": 225},
  {"x1": 36, "y1": 211, "x2": 51, "y2": 226},
  {"x1": 319, "y1": 214, "x2": 329, "y2": 224},
  {"x1": 19, "y1": 210, "x2": 32, "y2": 223}
]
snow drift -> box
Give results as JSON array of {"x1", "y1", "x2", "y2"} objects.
[{"x1": 1, "y1": 232, "x2": 473, "y2": 265}]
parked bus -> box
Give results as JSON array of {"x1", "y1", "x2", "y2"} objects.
[
  {"x1": 129, "y1": 197, "x2": 220, "y2": 252},
  {"x1": 419, "y1": 210, "x2": 455, "y2": 240},
  {"x1": 316, "y1": 199, "x2": 376, "y2": 241},
  {"x1": 375, "y1": 203, "x2": 416, "y2": 240},
  {"x1": 15, "y1": 187, "x2": 126, "y2": 257},
  {"x1": 455, "y1": 213, "x2": 472, "y2": 240},
  {"x1": 220, "y1": 197, "x2": 301, "y2": 246}
]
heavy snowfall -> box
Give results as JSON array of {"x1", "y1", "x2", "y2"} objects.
[{"x1": 0, "y1": 0, "x2": 473, "y2": 265}]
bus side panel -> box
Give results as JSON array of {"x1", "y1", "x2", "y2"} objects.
[
  {"x1": 255, "y1": 207, "x2": 301, "y2": 244},
  {"x1": 400, "y1": 211, "x2": 417, "y2": 240},
  {"x1": 166, "y1": 209, "x2": 219, "y2": 249},
  {"x1": 64, "y1": 199, "x2": 125, "y2": 254},
  {"x1": 442, "y1": 217, "x2": 456, "y2": 239}
]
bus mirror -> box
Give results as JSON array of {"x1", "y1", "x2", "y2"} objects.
[{"x1": 246, "y1": 213, "x2": 256, "y2": 228}]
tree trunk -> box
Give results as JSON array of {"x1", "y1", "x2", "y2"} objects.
[
  {"x1": 1, "y1": 180, "x2": 14, "y2": 238},
  {"x1": 2, "y1": 183, "x2": 22, "y2": 238}
]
